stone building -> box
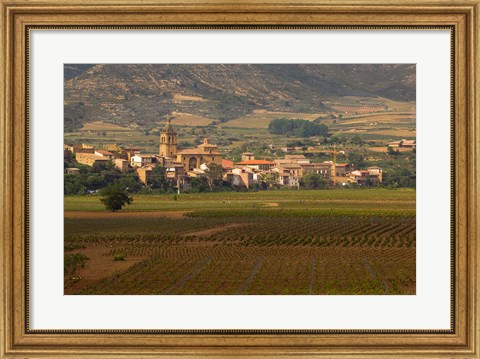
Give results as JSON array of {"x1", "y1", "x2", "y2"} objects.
[
  {"x1": 114, "y1": 159, "x2": 129, "y2": 173},
  {"x1": 235, "y1": 159, "x2": 276, "y2": 171},
  {"x1": 75, "y1": 153, "x2": 111, "y2": 167},
  {"x1": 241, "y1": 152, "x2": 255, "y2": 161},
  {"x1": 159, "y1": 116, "x2": 177, "y2": 158},
  {"x1": 176, "y1": 138, "x2": 222, "y2": 172}
]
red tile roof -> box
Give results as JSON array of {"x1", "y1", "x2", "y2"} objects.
[{"x1": 222, "y1": 159, "x2": 234, "y2": 168}]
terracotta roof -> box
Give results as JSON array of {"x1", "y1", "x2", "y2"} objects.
[
  {"x1": 235, "y1": 160, "x2": 275, "y2": 165},
  {"x1": 222, "y1": 159, "x2": 234, "y2": 168},
  {"x1": 177, "y1": 148, "x2": 221, "y2": 155}
]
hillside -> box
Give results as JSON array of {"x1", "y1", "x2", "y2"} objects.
[{"x1": 64, "y1": 64, "x2": 415, "y2": 132}]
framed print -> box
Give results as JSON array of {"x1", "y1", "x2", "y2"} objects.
[{"x1": 1, "y1": 0, "x2": 479, "y2": 357}]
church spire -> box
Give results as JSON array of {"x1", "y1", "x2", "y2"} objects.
[
  {"x1": 159, "y1": 114, "x2": 177, "y2": 157},
  {"x1": 163, "y1": 114, "x2": 175, "y2": 133}
]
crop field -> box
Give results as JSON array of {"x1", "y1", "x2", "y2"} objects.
[
  {"x1": 80, "y1": 121, "x2": 132, "y2": 132},
  {"x1": 64, "y1": 189, "x2": 416, "y2": 295},
  {"x1": 224, "y1": 112, "x2": 324, "y2": 129}
]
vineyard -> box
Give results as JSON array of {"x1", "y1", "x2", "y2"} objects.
[{"x1": 64, "y1": 189, "x2": 416, "y2": 295}]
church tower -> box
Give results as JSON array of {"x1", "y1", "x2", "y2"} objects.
[{"x1": 159, "y1": 115, "x2": 177, "y2": 157}]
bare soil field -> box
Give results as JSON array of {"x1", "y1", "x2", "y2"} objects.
[
  {"x1": 80, "y1": 121, "x2": 131, "y2": 131},
  {"x1": 170, "y1": 111, "x2": 213, "y2": 126}
]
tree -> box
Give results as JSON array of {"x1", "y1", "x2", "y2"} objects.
[
  {"x1": 350, "y1": 134, "x2": 364, "y2": 146},
  {"x1": 261, "y1": 172, "x2": 280, "y2": 189},
  {"x1": 149, "y1": 165, "x2": 171, "y2": 192},
  {"x1": 204, "y1": 162, "x2": 223, "y2": 191},
  {"x1": 387, "y1": 146, "x2": 398, "y2": 156},
  {"x1": 268, "y1": 118, "x2": 328, "y2": 138},
  {"x1": 347, "y1": 152, "x2": 366, "y2": 169},
  {"x1": 99, "y1": 184, "x2": 133, "y2": 212},
  {"x1": 115, "y1": 173, "x2": 142, "y2": 193},
  {"x1": 301, "y1": 172, "x2": 325, "y2": 189}
]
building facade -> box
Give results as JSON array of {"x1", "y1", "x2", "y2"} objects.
[{"x1": 176, "y1": 138, "x2": 222, "y2": 171}]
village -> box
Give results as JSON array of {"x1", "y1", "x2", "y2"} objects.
[{"x1": 64, "y1": 117, "x2": 395, "y2": 191}]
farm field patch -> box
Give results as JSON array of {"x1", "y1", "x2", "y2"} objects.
[
  {"x1": 224, "y1": 112, "x2": 324, "y2": 129},
  {"x1": 170, "y1": 111, "x2": 213, "y2": 126},
  {"x1": 80, "y1": 121, "x2": 131, "y2": 132},
  {"x1": 65, "y1": 189, "x2": 415, "y2": 295}
]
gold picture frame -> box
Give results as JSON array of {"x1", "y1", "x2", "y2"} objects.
[{"x1": 1, "y1": 0, "x2": 479, "y2": 357}]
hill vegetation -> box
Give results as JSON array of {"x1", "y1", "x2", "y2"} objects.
[
  {"x1": 268, "y1": 118, "x2": 328, "y2": 137},
  {"x1": 64, "y1": 64, "x2": 415, "y2": 131}
]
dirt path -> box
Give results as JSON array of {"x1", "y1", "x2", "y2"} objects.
[
  {"x1": 182, "y1": 223, "x2": 243, "y2": 238},
  {"x1": 265, "y1": 202, "x2": 279, "y2": 207},
  {"x1": 64, "y1": 246, "x2": 146, "y2": 294},
  {"x1": 64, "y1": 211, "x2": 187, "y2": 219}
]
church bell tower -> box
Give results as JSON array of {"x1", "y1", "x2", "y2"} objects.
[{"x1": 159, "y1": 115, "x2": 177, "y2": 157}]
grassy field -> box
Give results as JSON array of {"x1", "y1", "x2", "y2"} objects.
[{"x1": 64, "y1": 189, "x2": 416, "y2": 295}]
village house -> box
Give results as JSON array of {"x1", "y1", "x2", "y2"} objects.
[
  {"x1": 75, "y1": 152, "x2": 111, "y2": 167},
  {"x1": 64, "y1": 143, "x2": 94, "y2": 155},
  {"x1": 135, "y1": 166, "x2": 153, "y2": 185},
  {"x1": 103, "y1": 143, "x2": 122, "y2": 152},
  {"x1": 401, "y1": 139, "x2": 416, "y2": 148},
  {"x1": 222, "y1": 159, "x2": 234, "y2": 170},
  {"x1": 367, "y1": 166, "x2": 383, "y2": 182},
  {"x1": 299, "y1": 162, "x2": 332, "y2": 178},
  {"x1": 225, "y1": 168, "x2": 254, "y2": 189},
  {"x1": 94, "y1": 150, "x2": 115, "y2": 159},
  {"x1": 276, "y1": 163, "x2": 302, "y2": 186},
  {"x1": 388, "y1": 139, "x2": 416, "y2": 149},
  {"x1": 122, "y1": 148, "x2": 141, "y2": 161},
  {"x1": 241, "y1": 152, "x2": 255, "y2": 161},
  {"x1": 284, "y1": 154, "x2": 310, "y2": 164},
  {"x1": 330, "y1": 162, "x2": 351, "y2": 177},
  {"x1": 348, "y1": 170, "x2": 381, "y2": 186},
  {"x1": 235, "y1": 159, "x2": 276, "y2": 171},
  {"x1": 164, "y1": 158, "x2": 186, "y2": 182},
  {"x1": 114, "y1": 159, "x2": 129, "y2": 173},
  {"x1": 130, "y1": 154, "x2": 158, "y2": 167}
]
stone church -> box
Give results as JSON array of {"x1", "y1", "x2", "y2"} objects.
[{"x1": 159, "y1": 117, "x2": 222, "y2": 172}]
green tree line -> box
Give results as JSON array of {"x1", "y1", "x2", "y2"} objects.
[{"x1": 268, "y1": 118, "x2": 328, "y2": 138}]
